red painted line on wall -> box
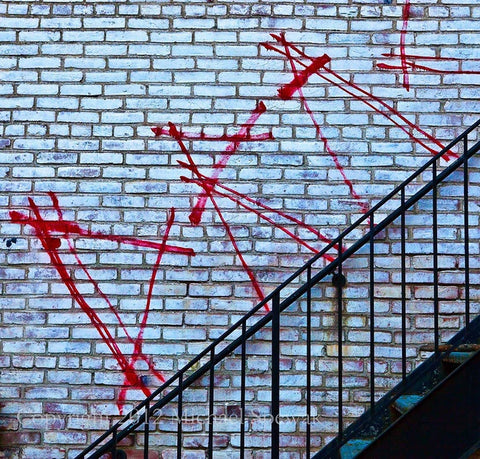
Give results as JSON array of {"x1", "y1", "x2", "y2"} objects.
[
  {"x1": 48, "y1": 193, "x2": 168, "y2": 410},
  {"x1": 48, "y1": 192, "x2": 138, "y2": 345},
  {"x1": 118, "y1": 208, "x2": 176, "y2": 409},
  {"x1": 10, "y1": 195, "x2": 196, "y2": 413},
  {"x1": 182, "y1": 174, "x2": 338, "y2": 262},
  {"x1": 278, "y1": 53, "x2": 331, "y2": 100},
  {"x1": 213, "y1": 180, "x2": 341, "y2": 254},
  {"x1": 172, "y1": 151, "x2": 269, "y2": 309},
  {"x1": 9, "y1": 210, "x2": 193, "y2": 256},
  {"x1": 382, "y1": 52, "x2": 473, "y2": 61},
  {"x1": 378, "y1": 60, "x2": 480, "y2": 75},
  {"x1": 209, "y1": 193, "x2": 268, "y2": 310},
  {"x1": 400, "y1": 0, "x2": 411, "y2": 91},
  {"x1": 13, "y1": 200, "x2": 152, "y2": 412},
  {"x1": 276, "y1": 32, "x2": 369, "y2": 214},
  {"x1": 152, "y1": 126, "x2": 273, "y2": 142},
  {"x1": 320, "y1": 66, "x2": 457, "y2": 159},
  {"x1": 185, "y1": 102, "x2": 268, "y2": 226}
]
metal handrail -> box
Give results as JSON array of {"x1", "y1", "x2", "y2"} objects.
[{"x1": 77, "y1": 119, "x2": 480, "y2": 458}]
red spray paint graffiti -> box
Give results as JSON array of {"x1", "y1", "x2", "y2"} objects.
[
  {"x1": 10, "y1": 194, "x2": 194, "y2": 414},
  {"x1": 263, "y1": 34, "x2": 457, "y2": 160},
  {"x1": 154, "y1": 101, "x2": 341, "y2": 307},
  {"x1": 400, "y1": 0, "x2": 412, "y2": 91},
  {"x1": 274, "y1": 32, "x2": 369, "y2": 214},
  {"x1": 11, "y1": 30, "x2": 467, "y2": 413},
  {"x1": 186, "y1": 102, "x2": 267, "y2": 227},
  {"x1": 379, "y1": 52, "x2": 480, "y2": 75}
]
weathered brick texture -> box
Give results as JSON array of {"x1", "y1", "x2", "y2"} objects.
[{"x1": 0, "y1": 0, "x2": 479, "y2": 456}]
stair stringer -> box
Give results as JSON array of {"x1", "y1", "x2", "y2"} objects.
[
  {"x1": 358, "y1": 348, "x2": 480, "y2": 458},
  {"x1": 314, "y1": 313, "x2": 480, "y2": 459}
]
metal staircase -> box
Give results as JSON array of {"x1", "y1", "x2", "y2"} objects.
[
  {"x1": 77, "y1": 119, "x2": 480, "y2": 458},
  {"x1": 316, "y1": 315, "x2": 480, "y2": 458}
]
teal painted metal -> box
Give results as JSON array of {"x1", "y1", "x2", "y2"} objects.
[
  {"x1": 393, "y1": 395, "x2": 423, "y2": 415},
  {"x1": 443, "y1": 351, "x2": 475, "y2": 366},
  {"x1": 340, "y1": 439, "x2": 373, "y2": 459}
]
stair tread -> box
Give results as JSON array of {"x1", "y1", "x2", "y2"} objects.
[
  {"x1": 393, "y1": 394, "x2": 423, "y2": 414},
  {"x1": 340, "y1": 439, "x2": 373, "y2": 459},
  {"x1": 420, "y1": 343, "x2": 480, "y2": 352},
  {"x1": 443, "y1": 351, "x2": 476, "y2": 365}
]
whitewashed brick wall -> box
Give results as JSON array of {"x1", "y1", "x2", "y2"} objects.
[{"x1": 0, "y1": 0, "x2": 479, "y2": 456}]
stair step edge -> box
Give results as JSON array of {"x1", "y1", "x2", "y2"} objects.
[
  {"x1": 340, "y1": 439, "x2": 374, "y2": 459},
  {"x1": 392, "y1": 394, "x2": 423, "y2": 414},
  {"x1": 443, "y1": 351, "x2": 476, "y2": 365},
  {"x1": 419, "y1": 343, "x2": 480, "y2": 352}
]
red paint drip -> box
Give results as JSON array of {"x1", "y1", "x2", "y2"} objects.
[
  {"x1": 400, "y1": 0, "x2": 411, "y2": 91},
  {"x1": 278, "y1": 54, "x2": 331, "y2": 100}
]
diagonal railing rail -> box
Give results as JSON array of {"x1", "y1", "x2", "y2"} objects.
[{"x1": 77, "y1": 119, "x2": 480, "y2": 458}]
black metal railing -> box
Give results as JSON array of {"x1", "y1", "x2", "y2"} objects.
[{"x1": 77, "y1": 119, "x2": 480, "y2": 458}]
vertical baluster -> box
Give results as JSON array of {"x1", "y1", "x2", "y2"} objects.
[
  {"x1": 401, "y1": 188, "x2": 407, "y2": 381},
  {"x1": 177, "y1": 373, "x2": 183, "y2": 459},
  {"x1": 337, "y1": 239, "x2": 344, "y2": 441},
  {"x1": 433, "y1": 161, "x2": 439, "y2": 353},
  {"x1": 112, "y1": 425, "x2": 118, "y2": 459},
  {"x1": 144, "y1": 401, "x2": 150, "y2": 459},
  {"x1": 369, "y1": 214, "x2": 375, "y2": 411},
  {"x1": 306, "y1": 266, "x2": 312, "y2": 458},
  {"x1": 240, "y1": 321, "x2": 247, "y2": 459},
  {"x1": 271, "y1": 292, "x2": 280, "y2": 459},
  {"x1": 463, "y1": 136, "x2": 470, "y2": 330},
  {"x1": 208, "y1": 348, "x2": 215, "y2": 459}
]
